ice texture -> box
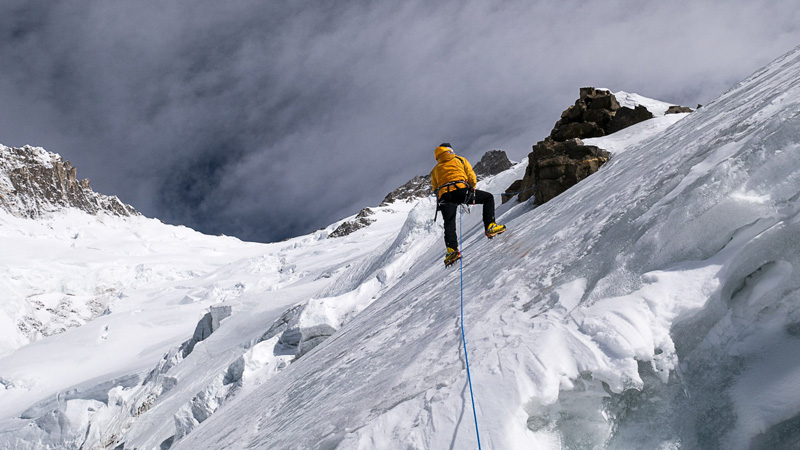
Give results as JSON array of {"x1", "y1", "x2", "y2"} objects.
[{"x1": 2, "y1": 46, "x2": 800, "y2": 449}]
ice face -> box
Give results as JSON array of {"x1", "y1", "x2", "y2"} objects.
[{"x1": 3, "y1": 47, "x2": 800, "y2": 450}]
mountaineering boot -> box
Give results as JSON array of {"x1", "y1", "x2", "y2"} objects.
[
  {"x1": 485, "y1": 222, "x2": 506, "y2": 239},
  {"x1": 444, "y1": 247, "x2": 461, "y2": 267}
]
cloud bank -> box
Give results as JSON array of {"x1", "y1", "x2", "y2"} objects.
[{"x1": 1, "y1": 0, "x2": 798, "y2": 241}]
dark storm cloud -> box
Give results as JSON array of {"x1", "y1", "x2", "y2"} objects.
[{"x1": 1, "y1": 0, "x2": 799, "y2": 241}]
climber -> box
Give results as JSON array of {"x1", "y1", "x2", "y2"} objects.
[{"x1": 431, "y1": 143, "x2": 506, "y2": 267}]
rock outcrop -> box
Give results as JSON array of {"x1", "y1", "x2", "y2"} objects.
[
  {"x1": 473, "y1": 150, "x2": 513, "y2": 180},
  {"x1": 606, "y1": 104, "x2": 654, "y2": 134},
  {"x1": 518, "y1": 138, "x2": 610, "y2": 204},
  {"x1": 549, "y1": 87, "x2": 655, "y2": 142},
  {"x1": 501, "y1": 179, "x2": 524, "y2": 204},
  {"x1": 0, "y1": 144, "x2": 138, "y2": 218},
  {"x1": 666, "y1": 105, "x2": 694, "y2": 114},
  {"x1": 327, "y1": 207, "x2": 376, "y2": 239},
  {"x1": 380, "y1": 175, "x2": 431, "y2": 206},
  {"x1": 511, "y1": 88, "x2": 684, "y2": 205}
]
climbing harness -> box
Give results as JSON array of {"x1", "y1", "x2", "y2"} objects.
[
  {"x1": 458, "y1": 209, "x2": 482, "y2": 449},
  {"x1": 436, "y1": 182, "x2": 537, "y2": 198},
  {"x1": 433, "y1": 179, "x2": 471, "y2": 198},
  {"x1": 433, "y1": 185, "x2": 475, "y2": 221}
]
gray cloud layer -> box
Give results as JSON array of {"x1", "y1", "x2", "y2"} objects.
[{"x1": 2, "y1": 0, "x2": 799, "y2": 241}]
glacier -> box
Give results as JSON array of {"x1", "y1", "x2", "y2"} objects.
[{"x1": 1, "y1": 45, "x2": 800, "y2": 449}]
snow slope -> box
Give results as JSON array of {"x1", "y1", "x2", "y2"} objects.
[
  {"x1": 0, "y1": 195, "x2": 432, "y2": 449},
  {"x1": 175, "y1": 47, "x2": 800, "y2": 449},
  {"x1": 1, "y1": 44, "x2": 800, "y2": 450}
]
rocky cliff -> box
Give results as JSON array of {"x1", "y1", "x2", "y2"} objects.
[
  {"x1": 0, "y1": 144, "x2": 138, "y2": 218},
  {"x1": 473, "y1": 149, "x2": 513, "y2": 180},
  {"x1": 510, "y1": 88, "x2": 692, "y2": 205}
]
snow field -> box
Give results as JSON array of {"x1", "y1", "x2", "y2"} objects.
[
  {"x1": 0, "y1": 192, "x2": 441, "y2": 448},
  {"x1": 175, "y1": 48, "x2": 800, "y2": 449},
  {"x1": 3, "y1": 46, "x2": 800, "y2": 449}
]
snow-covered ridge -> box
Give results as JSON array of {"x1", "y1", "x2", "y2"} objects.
[
  {"x1": 0, "y1": 144, "x2": 137, "y2": 219},
  {"x1": 172, "y1": 47, "x2": 800, "y2": 449},
  {"x1": 2, "y1": 44, "x2": 800, "y2": 450},
  {"x1": 612, "y1": 90, "x2": 676, "y2": 116},
  {"x1": 0, "y1": 210, "x2": 259, "y2": 357},
  {"x1": 0, "y1": 144, "x2": 58, "y2": 169},
  {"x1": 0, "y1": 189, "x2": 435, "y2": 448}
]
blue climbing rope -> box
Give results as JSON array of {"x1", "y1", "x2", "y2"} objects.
[{"x1": 459, "y1": 210, "x2": 482, "y2": 449}]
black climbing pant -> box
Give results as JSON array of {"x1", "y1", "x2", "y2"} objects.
[{"x1": 438, "y1": 187, "x2": 495, "y2": 250}]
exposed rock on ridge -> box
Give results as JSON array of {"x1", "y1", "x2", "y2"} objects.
[
  {"x1": 666, "y1": 105, "x2": 694, "y2": 114},
  {"x1": 515, "y1": 88, "x2": 621, "y2": 204},
  {"x1": 0, "y1": 144, "x2": 138, "y2": 218},
  {"x1": 510, "y1": 88, "x2": 691, "y2": 205},
  {"x1": 512, "y1": 138, "x2": 608, "y2": 205},
  {"x1": 380, "y1": 175, "x2": 431, "y2": 206},
  {"x1": 473, "y1": 150, "x2": 513, "y2": 180},
  {"x1": 548, "y1": 87, "x2": 657, "y2": 141},
  {"x1": 327, "y1": 207, "x2": 376, "y2": 239}
]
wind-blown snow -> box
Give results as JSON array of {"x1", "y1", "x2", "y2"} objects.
[
  {"x1": 582, "y1": 113, "x2": 687, "y2": 155},
  {"x1": 612, "y1": 90, "x2": 675, "y2": 116},
  {"x1": 2, "y1": 46, "x2": 800, "y2": 449}
]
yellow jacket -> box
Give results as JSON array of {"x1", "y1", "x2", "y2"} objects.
[{"x1": 430, "y1": 146, "x2": 477, "y2": 198}]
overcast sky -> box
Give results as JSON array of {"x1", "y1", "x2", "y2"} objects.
[{"x1": 1, "y1": 1, "x2": 799, "y2": 242}]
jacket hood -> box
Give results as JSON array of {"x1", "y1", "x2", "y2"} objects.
[{"x1": 435, "y1": 146, "x2": 455, "y2": 163}]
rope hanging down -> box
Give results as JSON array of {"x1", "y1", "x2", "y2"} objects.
[{"x1": 458, "y1": 210, "x2": 482, "y2": 449}]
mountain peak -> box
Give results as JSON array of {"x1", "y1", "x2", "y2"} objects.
[{"x1": 0, "y1": 144, "x2": 138, "y2": 218}]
